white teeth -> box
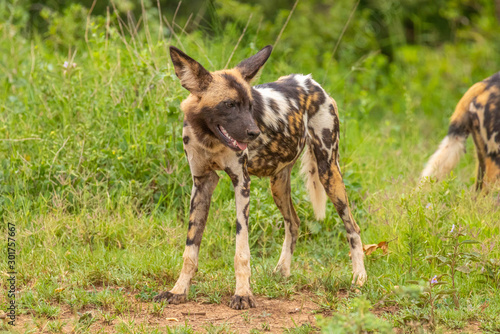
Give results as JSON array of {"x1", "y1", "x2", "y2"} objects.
[
  {"x1": 220, "y1": 126, "x2": 233, "y2": 140},
  {"x1": 219, "y1": 125, "x2": 241, "y2": 148}
]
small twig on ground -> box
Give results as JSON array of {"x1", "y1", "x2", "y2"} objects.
[{"x1": 181, "y1": 312, "x2": 206, "y2": 316}]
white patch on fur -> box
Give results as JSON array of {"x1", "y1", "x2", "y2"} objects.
[
  {"x1": 300, "y1": 147, "x2": 327, "y2": 220},
  {"x1": 254, "y1": 88, "x2": 291, "y2": 132},
  {"x1": 421, "y1": 135, "x2": 466, "y2": 181},
  {"x1": 292, "y1": 74, "x2": 312, "y2": 92}
]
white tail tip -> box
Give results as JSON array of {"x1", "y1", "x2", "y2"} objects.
[
  {"x1": 421, "y1": 135, "x2": 466, "y2": 181},
  {"x1": 301, "y1": 148, "x2": 327, "y2": 220}
]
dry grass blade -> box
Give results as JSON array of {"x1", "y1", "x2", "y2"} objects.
[
  {"x1": 322, "y1": 0, "x2": 361, "y2": 83},
  {"x1": 84, "y1": 0, "x2": 98, "y2": 56},
  {"x1": 171, "y1": 1, "x2": 182, "y2": 35},
  {"x1": 162, "y1": 15, "x2": 185, "y2": 52},
  {"x1": 272, "y1": 0, "x2": 299, "y2": 49},
  {"x1": 170, "y1": 19, "x2": 214, "y2": 68},
  {"x1": 224, "y1": 13, "x2": 253, "y2": 69}
]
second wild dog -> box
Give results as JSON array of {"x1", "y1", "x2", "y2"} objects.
[{"x1": 421, "y1": 71, "x2": 500, "y2": 190}]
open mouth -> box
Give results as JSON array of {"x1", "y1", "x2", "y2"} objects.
[{"x1": 217, "y1": 125, "x2": 248, "y2": 151}]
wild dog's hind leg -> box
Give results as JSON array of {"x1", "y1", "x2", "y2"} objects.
[
  {"x1": 318, "y1": 158, "x2": 367, "y2": 286},
  {"x1": 270, "y1": 165, "x2": 300, "y2": 277},
  {"x1": 154, "y1": 171, "x2": 219, "y2": 303},
  {"x1": 484, "y1": 157, "x2": 500, "y2": 191},
  {"x1": 472, "y1": 131, "x2": 486, "y2": 191},
  {"x1": 309, "y1": 98, "x2": 367, "y2": 286}
]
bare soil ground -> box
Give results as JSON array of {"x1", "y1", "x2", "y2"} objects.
[
  {"x1": 12, "y1": 292, "x2": 325, "y2": 333},
  {"x1": 7, "y1": 289, "x2": 484, "y2": 333}
]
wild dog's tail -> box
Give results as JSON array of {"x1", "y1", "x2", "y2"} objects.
[
  {"x1": 421, "y1": 134, "x2": 467, "y2": 181},
  {"x1": 421, "y1": 82, "x2": 484, "y2": 181},
  {"x1": 301, "y1": 145, "x2": 327, "y2": 220}
]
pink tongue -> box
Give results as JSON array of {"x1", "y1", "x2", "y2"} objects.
[{"x1": 236, "y1": 142, "x2": 247, "y2": 150}]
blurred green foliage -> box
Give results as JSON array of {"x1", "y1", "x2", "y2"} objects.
[
  {"x1": 7, "y1": 0, "x2": 500, "y2": 59},
  {"x1": 1, "y1": 0, "x2": 499, "y2": 215}
]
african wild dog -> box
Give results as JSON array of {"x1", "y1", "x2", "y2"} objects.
[
  {"x1": 154, "y1": 45, "x2": 367, "y2": 310},
  {"x1": 421, "y1": 71, "x2": 500, "y2": 190}
]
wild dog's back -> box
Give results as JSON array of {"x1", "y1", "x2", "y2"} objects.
[{"x1": 247, "y1": 74, "x2": 337, "y2": 178}]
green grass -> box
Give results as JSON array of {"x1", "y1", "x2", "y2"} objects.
[{"x1": 1, "y1": 2, "x2": 500, "y2": 333}]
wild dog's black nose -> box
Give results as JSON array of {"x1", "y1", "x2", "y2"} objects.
[{"x1": 247, "y1": 129, "x2": 260, "y2": 140}]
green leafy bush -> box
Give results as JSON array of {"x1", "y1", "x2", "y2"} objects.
[{"x1": 317, "y1": 297, "x2": 393, "y2": 333}]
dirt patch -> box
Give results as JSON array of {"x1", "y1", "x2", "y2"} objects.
[
  {"x1": 8, "y1": 291, "x2": 487, "y2": 333},
  {"x1": 151, "y1": 295, "x2": 320, "y2": 333},
  {"x1": 12, "y1": 293, "x2": 322, "y2": 333}
]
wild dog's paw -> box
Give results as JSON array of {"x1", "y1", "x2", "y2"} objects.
[
  {"x1": 229, "y1": 294, "x2": 256, "y2": 310},
  {"x1": 352, "y1": 270, "x2": 367, "y2": 287},
  {"x1": 153, "y1": 291, "x2": 187, "y2": 304}
]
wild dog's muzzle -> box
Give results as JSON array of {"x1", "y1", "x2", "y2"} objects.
[{"x1": 217, "y1": 124, "x2": 260, "y2": 151}]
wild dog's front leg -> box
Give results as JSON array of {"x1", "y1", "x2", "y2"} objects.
[
  {"x1": 154, "y1": 172, "x2": 219, "y2": 304},
  {"x1": 225, "y1": 166, "x2": 256, "y2": 310}
]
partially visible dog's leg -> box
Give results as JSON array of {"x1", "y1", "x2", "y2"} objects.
[
  {"x1": 270, "y1": 165, "x2": 300, "y2": 277},
  {"x1": 154, "y1": 171, "x2": 219, "y2": 303},
  {"x1": 471, "y1": 131, "x2": 486, "y2": 191},
  {"x1": 484, "y1": 157, "x2": 500, "y2": 191},
  {"x1": 226, "y1": 162, "x2": 256, "y2": 310},
  {"x1": 308, "y1": 98, "x2": 367, "y2": 286}
]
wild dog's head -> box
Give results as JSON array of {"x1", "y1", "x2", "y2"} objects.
[{"x1": 170, "y1": 45, "x2": 272, "y2": 151}]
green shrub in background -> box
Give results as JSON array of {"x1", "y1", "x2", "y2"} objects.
[
  {"x1": 1, "y1": 0, "x2": 499, "y2": 216},
  {"x1": 318, "y1": 297, "x2": 393, "y2": 333}
]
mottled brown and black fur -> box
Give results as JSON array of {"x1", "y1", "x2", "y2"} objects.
[
  {"x1": 154, "y1": 45, "x2": 367, "y2": 310},
  {"x1": 422, "y1": 72, "x2": 500, "y2": 190}
]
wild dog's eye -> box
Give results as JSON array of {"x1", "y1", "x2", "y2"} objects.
[{"x1": 225, "y1": 101, "x2": 235, "y2": 109}]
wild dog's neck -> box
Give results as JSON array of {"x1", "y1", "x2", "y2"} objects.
[
  {"x1": 184, "y1": 115, "x2": 221, "y2": 150},
  {"x1": 182, "y1": 96, "x2": 221, "y2": 150}
]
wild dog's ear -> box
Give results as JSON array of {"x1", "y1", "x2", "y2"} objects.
[
  {"x1": 169, "y1": 46, "x2": 213, "y2": 95},
  {"x1": 235, "y1": 45, "x2": 272, "y2": 82}
]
